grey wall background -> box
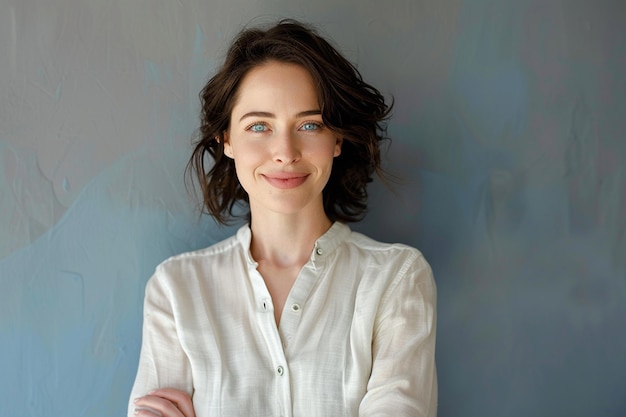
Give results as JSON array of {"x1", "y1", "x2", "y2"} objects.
[{"x1": 1, "y1": 0, "x2": 625, "y2": 416}]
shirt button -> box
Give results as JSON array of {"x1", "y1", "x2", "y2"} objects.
[
  {"x1": 291, "y1": 303, "x2": 301, "y2": 312},
  {"x1": 315, "y1": 247, "x2": 323, "y2": 256},
  {"x1": 276, "y1": 366, "x2": 284, "y2": 376}
]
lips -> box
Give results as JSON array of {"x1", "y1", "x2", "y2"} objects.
[{"x1": 262, "y1": 172, "x2": 310, "y2": 189}]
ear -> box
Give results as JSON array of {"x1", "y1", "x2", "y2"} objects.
[
  {"x1": 334, "y1": 136, "x2": 343, "y2": 157},
  {"x1": 223, "y1": 131, "x2": 234, "y2": 159}
]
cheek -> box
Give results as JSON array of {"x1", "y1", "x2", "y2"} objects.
[
  {"x1": 310, "y1": 136, "x2": 339, "y2": 155},
  {"x1": 230, "y1": 140, "x2": 257, "y2": 164},
  {"x1": 231, "y1": 151, "x2": 262, "y2": 183},
  {"x1": 231, "y1": 159, "x2": 253, "y2": 194},
  {"x1": 232, "y1": 156, "x2": 251, "y2": 177}
]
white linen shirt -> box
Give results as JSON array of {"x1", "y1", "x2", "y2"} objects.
[{"x1": 129, "y1": 222, "x2": 437, "y2": 417}]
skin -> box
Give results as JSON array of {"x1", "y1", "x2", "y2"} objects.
[
  {"x1": 133, "y1": 60, "x2": 342, "y2": 417},
  {"x1": 224, "y1": 60, "x2": 342, "y2": 325},
  {"x1": 133, "y1": 388, "x2": 195, "y2": 417},
  {"x1": 224, "y1": 60, "x2": 342, "y2": 224}
]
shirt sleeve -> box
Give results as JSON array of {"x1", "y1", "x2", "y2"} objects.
[
  {"x1": 127, "y1": 268, "x2": 194, "y2": 417},
  {"x1": 359, "y1": 252, "x2": 438, "y2": 417}
]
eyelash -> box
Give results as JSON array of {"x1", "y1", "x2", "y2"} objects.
[
  {"x1": 300, "y1": 121, "x2": 323, "y2": 131},
  {"x1": 244, "y1": 121, "x2": 324, "y2": 132},
  {"x1": 245, "y1": 122, "x2": 269, "y2": 132}
]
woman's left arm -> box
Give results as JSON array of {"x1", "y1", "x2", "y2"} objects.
[
  {"x1": 360, "y1": 252, "x2": 437, "y2": 417},
  {"x1": 133, "y1": 388, "x2": 195, "y2": 417}
]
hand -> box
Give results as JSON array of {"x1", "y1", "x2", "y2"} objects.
[{"x1": 133, "y1": 388, "x2": 196, "y2": 417}]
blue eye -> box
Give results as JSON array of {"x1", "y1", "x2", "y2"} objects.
[
  {"x1": 301, "y1": 122, "x2": 321, "y2": 131},
  {"x1": 248, "y1": 123, "x2": 268, "y2": 132}
]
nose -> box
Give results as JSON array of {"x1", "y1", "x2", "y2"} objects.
[{"x1": 272, "y1": 130, "x2": 301, "y2": 164}]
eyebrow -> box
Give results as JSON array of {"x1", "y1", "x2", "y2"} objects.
[{"x1": 239, "y1": 109, "x2": 321, "y2": 122}]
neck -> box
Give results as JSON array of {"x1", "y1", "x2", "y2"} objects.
[{"x1": 249, "y1": 209, "x2": 332, "y2": 268}]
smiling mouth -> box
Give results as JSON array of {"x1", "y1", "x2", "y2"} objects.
[{"x1": 262, "y1": 174, "x2": 309, "y2": 189}]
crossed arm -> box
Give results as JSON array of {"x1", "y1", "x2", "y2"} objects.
[
  {"x1": 129, "y1": 253, "x2": 437, "y2": 416},
  {"x1": 133, "y1": 388, "x2": 195, "y2": 417}
]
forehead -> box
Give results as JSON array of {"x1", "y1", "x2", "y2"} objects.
[{"x1": 231, "y1": 61, "x2": 320, "y2": 112}]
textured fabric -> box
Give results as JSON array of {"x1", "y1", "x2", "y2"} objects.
[{"x1": 128, "y1": 222, "x2": 437, "y2": 417}]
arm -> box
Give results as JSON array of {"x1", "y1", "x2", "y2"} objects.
[
  {"x1": 133, "y1": 388, "x2": 195, "y2": 417},
  {"x1": 359, "y1": 253, "x2": 438, "y2": 417},
  {"x1": 128, "y1": 270, "x2": 195, "y2": 417}
]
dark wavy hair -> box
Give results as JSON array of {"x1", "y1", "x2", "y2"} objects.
[{"x1": 187, "y1": 19, "x2": 392, "y2": 224}]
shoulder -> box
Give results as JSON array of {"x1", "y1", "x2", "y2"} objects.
[
  {"x1": 333, "y1": 226, "x2": 436, "y2": 312},
  {"x1": 339, "y1": 227, "x2": 435, "y2": 294},
  {"x1": 346, "y1": 230, "x2": 437, "y2": 313},
  {"x1": 345, "y1": 229, "x2": 429, "y2": 270},
  {"x1": 149, "y1": 226, "x2": 248, "y2": 290},
  {"x1": 159, "y1": 232, "x2": 241, "y2": 269},
  {"x1": 346, "y1": 229, "x2": 421, "y2": 255}
]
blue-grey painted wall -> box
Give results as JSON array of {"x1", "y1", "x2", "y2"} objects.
[{"x1": 1, "y1": 0, "x2": 624, "y2": 416}]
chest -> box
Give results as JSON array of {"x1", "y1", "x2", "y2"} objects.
[
  {"x1": 183, "y1": 280, "x2": 374, "y2": 417},
  {"x1": 256, "y1": 262, "x2": 301, "y2": 325},
  {"x1": 175, "y1": 252, "x2": 390, "y2": 416}
]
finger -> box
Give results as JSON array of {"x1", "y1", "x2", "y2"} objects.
[
  {"x1": 133, "y1": 405, "x2": 162, "y2": 417},
  {"x1": 147, "y1": 388, "x2": 195, "y2": 417},
  {"x1": 136, "y1": 389, "x2": 195, "y2": 417},
  {"x1": 134, "y1": 395, "x2": 184, "y2": 417}
]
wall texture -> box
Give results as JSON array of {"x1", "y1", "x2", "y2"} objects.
[{"x1": 1, "y1": 0, "x2": 625, "y2": 416}]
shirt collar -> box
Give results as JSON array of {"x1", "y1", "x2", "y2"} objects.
[
  {"x1": 235, "y1": 222, "x2": 351, "y2": 267},
  {"x1": 309, "y1": 222, "x2": 350, "y2": 264},
  {"x1": 236, "y1": 225, "x2": 256, "y2": 267}
]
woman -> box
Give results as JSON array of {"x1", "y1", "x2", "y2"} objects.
[{"x1": 130, "y1": 19, "x2": 437, "y2": 417}]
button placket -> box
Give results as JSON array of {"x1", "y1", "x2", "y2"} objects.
[{"x1": 259, "y1": 297, "x2": 272, "y2": 313}]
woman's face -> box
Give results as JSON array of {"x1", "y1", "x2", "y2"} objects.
[{"x1": 224, "y1": 61, "x2": 342, "y2": 220}]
